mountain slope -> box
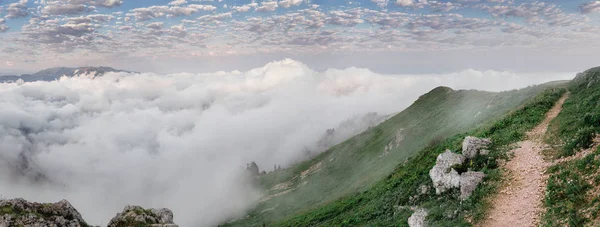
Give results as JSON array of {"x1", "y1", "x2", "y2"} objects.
[
  {"x1": 0, "y1": 66, "x2": 131, "y2": 83},
  {"x1": 543, "y1": 66, "x2": 600, "y2": 226},
  {"x1": 224, "y1": 81, "x2": 568, "y2": 226},
  {"x1": 264, "y1": 86, "x2": 566, "y2": 227}
]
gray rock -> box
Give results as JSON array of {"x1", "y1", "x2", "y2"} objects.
[
  {"x1": 462, "y1": 136, "x2": 492, "y2": 159},
  {"x1": 429, "y1": 150, "x2": 465, "y2": 194},
  {"x1": 408, "y1": 208, "x2": 428, "y2": 227},
  {"x1": 0, "y1": 198, "x2": 88, "y2": 227},
  {"x1": 108, "y1": 205, "x2": 178, "y2": 227},
  {"x1": 417, "y1": 184, "x2": 429, "y2": 195},
  {"x1": 459, "y1": 171, "x2": 486, "y2": 200}
]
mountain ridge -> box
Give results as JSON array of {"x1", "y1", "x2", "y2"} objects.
[{"x1": 0, "y1": 66, "x2": 134, "y2": 83}]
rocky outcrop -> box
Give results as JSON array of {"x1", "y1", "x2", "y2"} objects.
[
  {"x1": 408, "y1": 208, "x2": 428, "y2": 227},
  {"x1": 0, "y1": 198, "x2": 89, "y2": 227},
  {"x1": 429, "y1": 136, "x2": 490, "y2": 199},
  {"x1": 429, "y1": 150, "x2": 465, "y2": 194},
  {"x1": 459, "y1": 171, "x2": 486, "y2": 200},
  {"x1": 0, "y1": 198, "x2": 179, "y2": 227},
  {"x1": 462, "y1": 136, "x2": 491, "y2": 159},
  {"x1": 107, "y1": 205, "x2": 178, "y2": 227}
]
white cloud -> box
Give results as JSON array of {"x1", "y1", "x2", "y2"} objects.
[
  {"x1": 0, "y1": 59, "x2": 574, "y2": 226},
  {"x1": 580, "y1": 1, "x2": 600, "y2": 14},
  {"x1": 169, "y1": 0, "x2": 187, "y2": 6},
  {"x1": 231, "y1": 3, "x2": 256, "y2": 12},
  {"x1": 5, "y1": 0, "x2": 29, "y2": 18},
  {"x1": 0, "y1": 18, "x2": 7, "y2": 33},
  {"x1": 396, "y1": 0, "x2": 415, "y2": 7},
  {"x1": 279, "y1": 0, "x2": 302, "y2": 8},
  {"x1": 371, "y1": 0, "x2": 389, "y2": 8},
  {"x1": 256, "y1": 1, "x2": 278, "y2": 12},
  {"x1": 126, "y1": 4, "x2": 216, "y2": 21}
]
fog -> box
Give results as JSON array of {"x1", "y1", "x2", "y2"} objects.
[{"x1": 0, "y1": 59, "x2": 573, "y2": 226}]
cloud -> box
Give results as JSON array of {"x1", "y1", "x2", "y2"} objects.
[
  {"x1": 0, "y1": 59, "x2": 574, "y2": 226},
  {"x1": 197, "y1": 12, "x2": 231, "y2": 23},
  {"x1": 580, "y1": 1, "x2": 600, "y2": 14},
  {"x1": 371, "y1": 0, "x2": 389, "y2": 8},
  {"x1": 42, "y1": 2, "x2": 89, "y2": 15},
  {"x1": 0, "y1": 18, "x2": 8, "y2": 33},
  {"x1": 279, "y1": 0, "x2": 302, "y2": 8},
  {"x1": 231, "y1": 3, "x2": 256, "y2": 12},
  {"x1": 169, "y1": 0, "x2": 187, "y2": 6},
  {"x1": 69, "y1": 0, "x2": 123, "y2": 8},
  {"x1": 4, "y1": 0, "x2": 29, "y2": 18},
  {"x1": 126, "y1": 4, "x2": 216, "y2": 21},
  {"x1": 256, "y1": 1, "x2": 278, "y2": 12}
]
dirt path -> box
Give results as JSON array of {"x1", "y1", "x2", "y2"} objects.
[{"x1": 479, "y1": 92, "x2": 569, "y2": 227}]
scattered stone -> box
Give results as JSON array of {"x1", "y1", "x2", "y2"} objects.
[
  {"x1": 0, "y1": 198, "x2": 89, "y2": 227},
  {"x1": 460, "y1": 171, "x2": 486, "y2": 200},
  {"x1": 429, "y1": 150, "x2": 465, "y2": 194},
  {"x1": 408, "y1": 208, "x2": 428, "y2": 227},
  {"x1": 107, "y1": 205, "x2": 178, "y2": 227},
  {"x1": 480, "y1": 149, "x2": 490, "y2": 156},
  {"x1": 462, "y1": 136, "x2": 492, "y2": 159},
  {"x1": 418, "y1": 184, "x2": 429, "y2": 195}
]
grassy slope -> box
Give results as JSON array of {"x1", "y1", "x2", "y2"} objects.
[
  {"x1": 226, "y1": 82, "x2": 567, "y2": 226},
  {"x1": 544, "y1": 67, "x2": 600, "y2": 227},
  {"x1": 268, "y1": 87, "x2": 566, "y2": 227}
]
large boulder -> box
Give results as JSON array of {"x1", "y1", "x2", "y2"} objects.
[
  {"x1": 408, "y1": 208, "x2": 428, "y2": 227},
  {"x1": 0, "y1": 198, "x2": 88, "y2": 227},
  {"x1": 429, "y1": 150, "x2": 465, "y2": 194},
  {"x1": 459, "y1": 171, "x2": 486, "y2": 200},
  {"x1": 462, "y1": 136, "x2": 491, "y2": 159},
  {"x1": 107, "y1": 205, "x2": 178, "y2": 227}
]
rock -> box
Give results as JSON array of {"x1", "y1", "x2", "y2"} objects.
[
  {"x1": 479, "y1": 149, "x2": 490, "y2": 156},
  {"x1": 0, "y1": 198, "x2": 89, "y2": 227},
  {"x1": 429, "y1": 150, "x2": 465, "y2": 194},
  {"x1": 408, "y1": 208, "x2": 428, "y2": 227},
  {"x1": 418, "y1": 184, "x2": 429, "y2": 195},
  {"x1": 108, "y1": 205, "x2": 178, "y2": 227},
  {"x1": 462, "y1": 136, "x2": 491, "y2": 159},
  {"x1": 459, "y1": 171, "x2": 486, "y2": 200}
]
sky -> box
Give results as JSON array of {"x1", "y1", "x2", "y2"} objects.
[{"x1": 0, "y1": 0, "x2": 599, "y2": 74}]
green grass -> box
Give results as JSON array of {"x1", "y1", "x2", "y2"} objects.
[
  {"x1": 546, "y1": 67, "x2": 600, "y2": 158},
  {"x1": 544, "y1": 147, "x2": 600, "y2": 227},
  {"x1": 543, "y1": 67, "x2": 600, "y2": 226},
  {"x1": 225, "y1": 84, "x2": 567, "y2": 226}
]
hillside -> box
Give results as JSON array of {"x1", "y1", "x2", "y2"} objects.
[
  {"x1": 543, "y1": 66, "x2": 600, "y2": 226},
  {"x1": 224, "y1": 81, "x2": 569, "y2": 226}
]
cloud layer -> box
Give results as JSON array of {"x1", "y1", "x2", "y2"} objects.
[
  {"x1": 0, "y1": 59, "x2": 574, "y2": 226},
  {"x1": 0, "y1": 0, "x2": 599, "y2": 71}
]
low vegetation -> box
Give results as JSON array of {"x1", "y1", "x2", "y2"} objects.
[{"x1": 543, "y1": 67, "x2": 600, "y2": 226}]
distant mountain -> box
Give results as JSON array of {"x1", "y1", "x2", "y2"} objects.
[{"x1": 0, "y1": 66, "x2": 133, "y2": 83}]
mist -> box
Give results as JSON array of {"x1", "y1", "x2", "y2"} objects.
[{"x1": 0, "y1": 59, "x2": 573, "y2": 226}]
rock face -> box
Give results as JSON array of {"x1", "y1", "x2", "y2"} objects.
[
  {"x1": 107, "y1": 205, "x2": 178, "y2": 227},
  {"x1": 429, "y1": 150, "x2": 465, "y2": 194},
  {"x1": 462, "y1": 136, "x2": 491, "y2": 159},
  {"x1": 0, "y1": 198, "x2": 88, "y2": 227},
  {"x1": 408, "y1": 208, "x2": 428, "y2": 227},
  {"x1": 459, "y1": 171, "x2": 486, "y2": 200}
]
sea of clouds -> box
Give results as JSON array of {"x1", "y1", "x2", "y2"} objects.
[{"x1": 0, "y1": 59, "x2": 574, "y2": 226}]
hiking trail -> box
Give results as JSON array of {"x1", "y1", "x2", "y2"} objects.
[{"x1": 479, "y1": 92, "x2": 569, "y2": 227}]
